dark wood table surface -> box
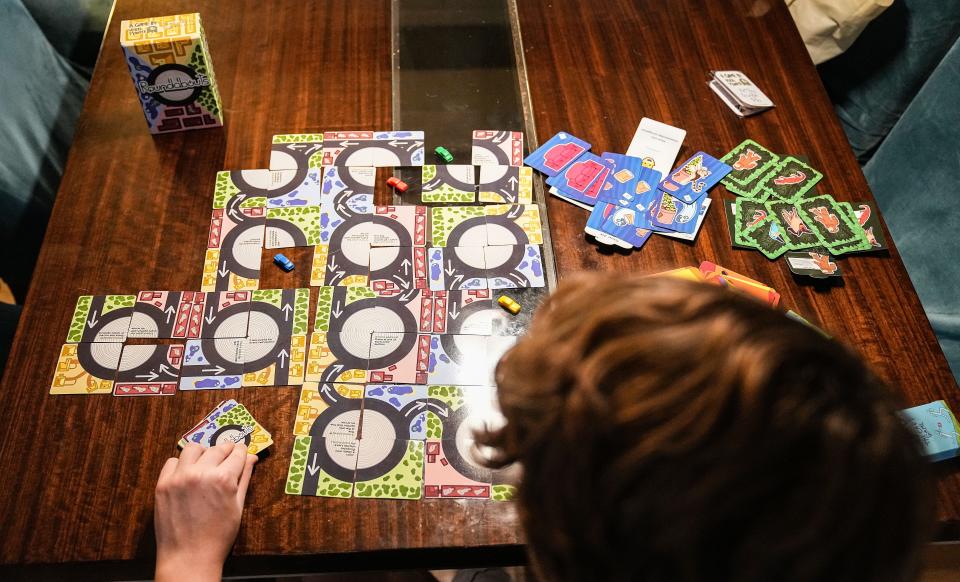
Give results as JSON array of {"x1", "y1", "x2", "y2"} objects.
[{"x1": 1, "y1": 0, "x2": 957, "y2": 578}]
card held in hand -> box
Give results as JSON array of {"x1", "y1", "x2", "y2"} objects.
[{"x1": 179, "y1": 399, "x2": 273, "y2": 455}]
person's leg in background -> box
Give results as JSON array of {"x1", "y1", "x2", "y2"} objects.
[
  {"x1": 815, "y1": 0, "x2": 960, "y2": 383},
  {"x1": 818, "y1": 0, "x2": 960, "y2": 163},
  {"x1": 0, "y1": 0, "x2": 94, "y2": 373},
  {"x1": 20, "y1": 0, "x2": 112, "y2": 76},
  {"x1": 860, "y1": 36, "x2": 960, "y2": 383}
]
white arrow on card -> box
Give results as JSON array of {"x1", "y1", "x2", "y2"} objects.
[
  {"x1": 404, "y1": 401, "x2": 427, "y2": 417},
  {"x1": 307, "y1": 453, "x2": 321, "y2": 476},
  {"x1": 426, "y1": 400, "x2": 449, "y2": 418},
  {"x1": 320, "y1": 383, "x2": 339, "y2": 402}
]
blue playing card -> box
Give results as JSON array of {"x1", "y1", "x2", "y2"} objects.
[
  {"x1": 658, "y1": 198, "x2": 712, "y2": 241},
  {"x1": 596, "y1": 153, "x2": 663, "y2": 206},
  {"x1": 546, "y1": 152, "x2": 611, "y2": 207},
  {"x1": 658, "y1": 151, "x2": 731, "y2": 204},
  {"x1": 524, "y1": 131, "x2": 591, "y2": 177},
  {"x1": 584, "y1": 202, "x2": 632, "y2": 248},
  {"x1": 600, "y1": 205, "x2": 653, "y2": 248},
  {"x1": 585, "y1": 200, "x2": 614, "y2": 237},
  {"x1": 648, "y1": 190, "x2": 706, "y2": 235}
]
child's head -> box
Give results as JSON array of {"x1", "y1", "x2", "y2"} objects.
[{"x1": 482, "y1": 274, "x2": 932, "y2": 582}]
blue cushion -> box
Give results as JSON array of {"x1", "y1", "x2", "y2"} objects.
[{"x1": 863, "y1": 37, "x2": 960, "y2": 383}]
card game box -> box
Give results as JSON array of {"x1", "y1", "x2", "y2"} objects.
[
  {"x1": 900, "y1": 400, "x2": 960, "y2": 463},
  {"x1": 709, "y1": 70, "x2": 773, "y2": 117},
  {"x1": 120, "y1": 13, "x2": 223, "y2": 134}
]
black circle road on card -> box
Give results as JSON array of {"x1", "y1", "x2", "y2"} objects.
[{"x1": 141, "y1": 63, "x2": 209, "y2": 106}]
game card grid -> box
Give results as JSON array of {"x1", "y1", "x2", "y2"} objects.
[{"x1": 52, "y1": 129, "x2": 543, "y2": 505}]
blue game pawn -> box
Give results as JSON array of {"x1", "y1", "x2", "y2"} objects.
[{"x1": 273, "y1": 253, "x2": 295, "y2": 272}]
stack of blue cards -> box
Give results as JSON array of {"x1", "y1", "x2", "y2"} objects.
[
  {"x1": 525, "y1": 132, "x2": 731, "y2": 250},
  {"x1": 582, "y1": 153, "x2": 662, "y2": 248},
  {"x1": 584, "y1": 151, "x2": 729, "y2": 248}
]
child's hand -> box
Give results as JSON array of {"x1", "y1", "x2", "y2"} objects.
[{"x1": 154, "y1": 442, "x2": 257, "y2": 582}]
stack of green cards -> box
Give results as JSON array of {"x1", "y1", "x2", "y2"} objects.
[
  {"x1": 721, "y1": 139, "x2": 887, "y2": 261},
  {"x1": 729, "y1": 194, "x2": 875, "y2": 260},
  {"x1": 720, "y1": 139, "x2": 780, "y2": 198},
  {"x1": 720, "y1": 139, "x2": 822, "y2": 202}
]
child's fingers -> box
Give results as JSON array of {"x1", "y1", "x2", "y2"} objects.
[
  {"x1": 236, "y1": 454, "x2": 257, "y2": 508},
  {"x1": 157, "y1": 457, "x2": 179, "y2": 485},
  {"x1": 219, "y1": 442, "x2": 248, "y2": 479},
  {"x1": 196, "y1": 441, "x2": 234, "y2": 468},
  {"x1": 178, "y1": 443, "x2": 204, "y2": 466}
]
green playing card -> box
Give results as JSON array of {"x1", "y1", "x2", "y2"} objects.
[
  {"x1": 831, "y1": 238, "x2": 874, "y2": 255},
  {"x1": 725, "y1": 201, "x2": 757, "y2": 249},
  {"x1": 743, "y1": 215, "x2": 791, "y2": 260},
  {"x1": 757, "y1": 156, "x2": 823, "y2": 202},
  {"x1": 723, "y1": 170, "x2": 769, "y2": 199},
  {"x1": 734, "y1": 198, "x2": 767, "y2": 230},
  {"x1": 845, "y1": 200, "x2": 889, "y2": 251},
  {"x1": 830, "y1": 201, "x2": 875, "y2": 254},
  {"x1": 724, "y1": 182, "x2": 750, "y2": 197},
  {"x1": 763, "y1": 199, "x2": 820, "y2": 249},
  {"x1": 720, "y1": 139, "x2": 780, "y2": 189},
  {"x1": 836, "y1": 201, "x2": 862, "y2": 227},
  {"x1": 733, "y1": 198, "x2": 768, "y2": 248},
  {"x1": 797, "y1": 195, "x2": 866, "y2": 250}
]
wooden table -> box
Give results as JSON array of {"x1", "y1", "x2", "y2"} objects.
[{"x1": 1, "y1": 0, "x2": 956, "y2": 578}]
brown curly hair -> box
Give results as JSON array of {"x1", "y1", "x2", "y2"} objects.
[{"x1": 481, "y1": 274, "x2": 933, "y2": 582}]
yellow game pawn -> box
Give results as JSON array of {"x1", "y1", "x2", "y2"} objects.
[{"x1": 498, "y1": 295, "x2": 521, "y2": 315}]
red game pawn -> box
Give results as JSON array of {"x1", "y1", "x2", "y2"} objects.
[{"x1": 386, "y1": 176, "x2": 409, "y2": 193}]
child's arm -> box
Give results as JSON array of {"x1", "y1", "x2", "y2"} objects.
[{"x1": 154, "y1": 442, "x2": 257, "y2": 582}]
